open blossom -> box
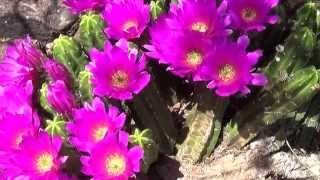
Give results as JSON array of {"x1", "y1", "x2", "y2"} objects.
[
  {"x1": 81, "y1": 132, "x2": 143, "y2": 179},
  {"x1": 146, "y1": 31, "x2": 215, "y2": 80},
  {"x1": 164, "y1": 0, "x2": 230, "y2": 38},
  {"x1": 87, "y1": 40, "x2": 150, "y2": 100},
  {"x1": 103, "y1": 0, "x2": 150, "y2": 40},
  {"x1": 0, "y1": 36, "x2": 44, "y2": 86},
  {"x1": 226, "y1": 0, "x2": 279, "y2": 32},
  {"x1": 9, "y1": 132, "x2": 67, "y2": 179},
  {"x1": 67, "y1": 97, "x2": 126, "y2": 152},
  {"x1": 0, "y1": 81, "x2": 33, "y2": 119},
  {"x1": 44, "y1": 59, "x2": 72, "y2": 87},
  {"x1": 47, "y1": 80, "x2": 77, "y2": 117},
  {"x1": 64, "y1": 0, "x2": 105, "y2": 14},
  {"x1": 200, "y1": 36, "x2": 267, "y2": 96}
]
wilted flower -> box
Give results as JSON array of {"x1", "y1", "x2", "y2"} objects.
[
  {"x1": 64, "y1": 0, "x2": 105, "y2": 14},
  {"x1": 67, "y1": 97, "x2": 126, "y2": 152},
  {"x1": 44, "y1": 59, "x2": 72, "y2": 87},
  {"x1": 164, "y1": 0, "x2": 230, "y2": 38},
  {"x1": 200, "y1": 36, "x2": 267, "y2": 96},
  {"x1": 103, "y1": 0, "x2": 150, "y2": 39},
  {"x1": 9, "y1": 132, "x2": 67, "y2": 179},
  {"x1": 226, "y1": 0, "x2": 279, "y2": 32},
  {"x1": 0, "y1": 36, "x2": 44, "y2": 86},
  {"x1": 81, "y1": 132, "x2": 143, "y2": 179},
  {"x1": 87, "y1": 40, "x2": 150, "y2": 100},
  {"x1": 146, "y1": 31, "x2": 215, "y2": 80},
  {"x1": 47, "y1": 80, "x2": 77, "y2": 117}
]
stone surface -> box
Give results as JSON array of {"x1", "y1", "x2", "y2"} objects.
[{"x1": 0, "y1": 0, "x2": 77, "y2": 42}]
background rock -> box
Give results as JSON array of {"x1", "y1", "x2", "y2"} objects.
[{"x1": 0, "y1": 0, "x2": 77, "y2": 42}]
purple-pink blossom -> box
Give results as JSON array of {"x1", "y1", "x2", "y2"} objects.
[
  {"x1": 103, "y1": 0, "x2": 150, "y2": 40},
  {"x1": 64, "y1": 0, "x2": 106, "y2": 14},
  {"x1": 199, "y1": 36, "x2": 268, "y2": 96},
  {"x1": 67, "y1": 97, "x2": 126, "y2": 152},
  {"x1": 81, "y1": 132, "x2": 143, "y2": 179},
  {"x1": 44, "y1": 59, "x2": 72, "y2": 87},
  {"x1": 226, "y1": 0, "x2": 279, "y2": 32},
  {"x1": 87, "y1": 39, "x2": 150, "y2": 100}
]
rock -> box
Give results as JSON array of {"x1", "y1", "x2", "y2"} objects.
[{"x1": 0, "y1": 0, "x2": 77, "y2": 42}]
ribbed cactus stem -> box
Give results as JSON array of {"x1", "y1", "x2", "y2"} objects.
[
  {"x1": 129, "y1": 80, "x2": 178, "y2": 154},
  {"x1": 129, "y1": 129, "x2": 159, "y2": 173},
  {"x1": 78, "y1": 70, "x2": 93, "y2": 102},
  {"x1": 150, "y1": 0, "x2": 165, "y2": 20},
  {"x1": 45, "y1": 115, "x2": 67, "y2": 137},
  {"x1": 79, "y1": 12, "x2": 106, "y2": 52},
  {"x1": 229, "y1": 67, "x2": 319, "y2": 148},
  {"x1": 39, "y1": 83, "x2": 54, "y2": 114},
  {"x1": 176, "y1": 86, "x2": 227, "y2": 164},
  {"x1": 53, "y1": 35, "x2": 87, "y2": 76}
]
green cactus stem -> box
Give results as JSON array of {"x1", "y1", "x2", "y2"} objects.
[
  {"x1": 53, "y1": 35, "x2": 87, "y2": 76},
  {"x1": 229, "y1": 67, "x2": 319, "y2": 148},
  {"x1": 129, "y1": 80, "x2": 178, "y2": 154},
  {"x1": 45, "y1": 115, "x2": 67, "y2": 137},
  {"x1": 79, "y1": 12, "x2": 106, "y2": 52},
  {"x1": 176, "y1": 86, "x2": 227, "y2": 164},
  {"x1": 130, "y1": 129, "x2": 159, "y2": 173},
  {"x1": 294, "y1": 1, "x2": 320, "y2": 34},
  {"x1": 78, "y1": 70, "x2": 93, "y2": 102}
]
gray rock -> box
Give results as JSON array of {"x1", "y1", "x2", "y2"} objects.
[{"x1": 0, "y1": 0, "x2": 77, "y2": 42}]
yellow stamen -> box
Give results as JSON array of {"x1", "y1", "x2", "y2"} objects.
[
  {"x1": 36, "y1": 153, "x2": 54, "y2": 173},
  {"x1": 93, "y1": 127, "x2": 108, "y2": 141},
  {"x1": 241, "y1": 7, "x2": 257, "y2": 22},
  {"x1": 186, "y1": 51, "x2": 203, "y2": 67},
  {"x1": 191, "y1": 22, "x2": 208, "y2": 33},
  {"x1": 106, "y1": 154, "x2": 126, "y2": 176},
  {"x1": 111, "y1": 70, "x2": 129, "y2": 89},
  {"x1": 123, "y1": 21, "x2": 138, "y2": 32},
  {"x1": 219, "y1": 64, "x2": 236, "y2": 82}
]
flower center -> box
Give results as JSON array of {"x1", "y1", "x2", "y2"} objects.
[
  {"x1": 105, "y1": 154, "x2": 126, "y2": 176},
  {"x1": 241, "y1": 7, "x2": 257, "y2": 22},
  {"x1": 123, "y1": 21, "x2": 138, "y2": 32},
  {"x1": 186, "y1": 51, "x2": 203, "y2": 67},
  {"x1": 191, "y1": 22, "x2": 208, "y2": 33},
  {"x1": 36, "y1": 153, "x2": 54, "y2": 174},
  {"x1": 93, "y1": 127, "x2": 108, "y2": 142},
  {"x1": 218, "y1": 64, "x2": 236, "y2": 82},
  {"x1": 111, "y1": 70, "x2": 129, "y2": 89}
]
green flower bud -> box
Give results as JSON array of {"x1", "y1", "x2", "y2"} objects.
[
  {"x1": 45, "y1": 115, "x2": 67, "y2": 137},
  {"x1": 150, "y1": 0, "x2": 164, "y2": 20},
  {"x1": 79, "y1": 12, "x2": 106, "y2": 52},
  {"x1": 78, "y1": 70, "x2": 93, "y2": 102},
  {"x1": 53, "y1": 35, "x2": 87, "y2": 76},
  {"x1": 130, "y1": 129, "x2": 159, "y2": 173},
  {"x1": 40, "y1": 83, "x2": 54, "y2": 114}
]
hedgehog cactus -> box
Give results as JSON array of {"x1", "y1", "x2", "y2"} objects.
[
  {"x1": 79, "y1": 12, "x2": 106, "y2": 52},
  {"x1": 45, "y1": 115, "x2": 67, "y2": 137},
  {"x1": 150, "y1": 0, "x2": 165, "y2": 20},
  {"x1": 39, "y1": 83, "x2": 54, "y2": 114},
  {"x1": 53, "y1": 35, "x2": 87, "y2": 76},
  {"x1": 177, "y1": 87, "x2": 227, "y2": 164},
  {"x1": 78, "y1": 70, "x2": 93, "y2": 102},
  {"x1": 130, "y1": 129, "x2": 159, "y2": 173}
]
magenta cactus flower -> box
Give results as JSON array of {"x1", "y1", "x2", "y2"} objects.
[
  {"x1": 146, "y1": 31, "x2": 215, "y2": 80},
  {"x1": 0, "y1": 113, "x2": 38, "y2": 152},
  {"x1": 226, "y1": 0, "x2": 279, "y2": 32},
  {"x1": 0, "y1": 36, "x2": 44, "y2": 86},
  {"x1": 87, "y1": 40, "x2": 151, "y2": 100},
  {"x1": 200, "y1": 36, "x2": 267, "y2": 96},
  {"x1": 9, "y1": 132, "x2": 67, "y2": 179},
  {"x1": 44, "y1": 59, "x2": 72, "y2": 87},
  {"x1": 0, "y1": 81, "x2": 33, "y2": 119},
  {"x1": 67, "y1": 97, "x2": 126, "y2": 152},
  {"x1": 81, "y1": 132, "x2": 143, "y2": 179},
  {"x1": 165, "y1": 0, "x2": 230, "y2": 38},
  {"x1": 47, "y1": 80, "x2": 77, "y2": 117},
  {"x1": 103, "y1": 0, "x2": 150, "y2": 40},
  {"x1": 64, "y1": 0, "x2": 105, "y2": 14}
]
